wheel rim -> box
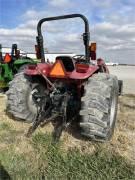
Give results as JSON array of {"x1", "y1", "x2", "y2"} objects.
[
  {"x1": 110, "y1": 88, "x2": 117, "y2": 127},
  {"x1": 27, "y1": 84, "x2": 43, "y2": 114}
]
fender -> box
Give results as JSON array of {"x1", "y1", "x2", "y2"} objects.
[
  {"x1": 25, "y1": 63, "x2": 53, "y2": 76},
  {"x1": 13, "y1": 59, "x2": 36, "y2": 65},
  {"x1": 69, "y1": 65, "x2": 99, "y2": 79},
  {"x1": 25, "y1": 63, "x2": 99, "y2": 80}
]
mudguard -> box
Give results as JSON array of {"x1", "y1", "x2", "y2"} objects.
[
  {"x1": 25, "y1": 62, "x2": 99, "y2": 80},
  {"x1": 13, "y1": 59, "x2": 36, "y2": 65}
]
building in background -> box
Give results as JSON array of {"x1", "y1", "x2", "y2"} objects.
[
  {"x1": 2, "y1": 47, "x2": 75, "y2": 62},
  {"x1": 27, "y1": 52, "x2": 75, "y2": 62},
  {"x1": 2, "y1": 47, "x2": 26, "y2": 56}
]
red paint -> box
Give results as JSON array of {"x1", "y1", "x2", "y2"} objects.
[
  {"x1": 69, "y1": 65, "x2": 99, "y2": 79},
  {"x1": 25, "y1": 62, "x2": 99, "y2": 80},
  {"x1": 75, "y1": 63, "x2": 89, "y2": 73},
  {"x1": 25, "y1": 63, "x2": 52, "y2": 75}
]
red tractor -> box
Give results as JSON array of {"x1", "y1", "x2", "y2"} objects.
[{"x1": 6, "y1": 14, "x2": 119, "y2": 141}]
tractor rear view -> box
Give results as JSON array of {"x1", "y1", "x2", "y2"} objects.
[
  {"x1": 0, "y1": 44, "x2": 36, "y2": 91},
  {"x1": 6, "y1": 14, "x2": 119, "y2": 142}
]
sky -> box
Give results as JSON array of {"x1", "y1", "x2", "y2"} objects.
[{"x1": 0, "y1": 0, "x2": 135, "y2": 64}]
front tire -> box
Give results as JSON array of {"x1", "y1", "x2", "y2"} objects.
[{"x1": 80, "y1": 73, "x2": 119, "y2": 142}]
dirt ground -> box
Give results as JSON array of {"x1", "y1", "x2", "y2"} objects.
[
  {"x1": 108, "y1": 65, "x2": 135, "y2": 94},
  {"x1": 0, "y1": 94, "x2": 135, "y2": 165}
]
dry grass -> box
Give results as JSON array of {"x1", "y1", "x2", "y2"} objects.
[
  {"x1": 0, "y1": 94, "x2": 135, "y2": 179},
  {"x1": 0, "y1": 94, "x2": 135, "y2": 163}
]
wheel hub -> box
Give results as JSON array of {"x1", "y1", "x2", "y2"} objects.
[{"x1": 27, "y1": 85, "x2": 44, "y2": 114}]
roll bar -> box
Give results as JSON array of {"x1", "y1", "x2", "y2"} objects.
[
  {"x1": 0, "y1": 44, "x2": 2, "y2": 62},
  {"x1": 37, "y1": 14, "x2": 90, "y2": 63}
]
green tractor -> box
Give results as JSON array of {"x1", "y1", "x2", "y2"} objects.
[{"x1": 0, "y1": 44, "x2": 36, "y2": 91}]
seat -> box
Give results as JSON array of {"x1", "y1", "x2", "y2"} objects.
[{"x1": 56, "y1": 56, "x2": 74, "y2": 72}]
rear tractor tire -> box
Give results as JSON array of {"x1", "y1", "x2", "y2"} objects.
[
  {"x1": 6, "y1": 72, "x2": 46, "y2": 122},
  {"x1": 80, "y1": 73, "x2": 119, "y2": 142}
]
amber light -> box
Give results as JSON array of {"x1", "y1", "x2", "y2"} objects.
[
  {"x1": 90, "y1": 42, "x2": 96, "y2": 51},
  {"x1": 50, "y1": 60, "x2": 65, "y2": 76},
  {"x1": 4, "y1": 53, "x2": 11, "y2": 63}
]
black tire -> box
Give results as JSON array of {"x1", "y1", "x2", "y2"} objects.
[
  {"x1": 6, "y1": 72, "x2": 46, "y2": 122},
  {"x1": 80, "y1": 73, "x2": 119, "y2": 142}
]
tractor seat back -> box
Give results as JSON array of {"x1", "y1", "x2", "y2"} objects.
[{"x1": 56, "y1": 56, "x2": 74, "y2": 72}]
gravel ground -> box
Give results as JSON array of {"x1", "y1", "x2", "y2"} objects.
[{"x1": 108, "y1": 65, "x2": 135, "y2": 94}]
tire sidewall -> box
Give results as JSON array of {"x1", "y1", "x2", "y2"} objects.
[{"x1": 107, "y1": 77, "x2": 119, "y2": 140}]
